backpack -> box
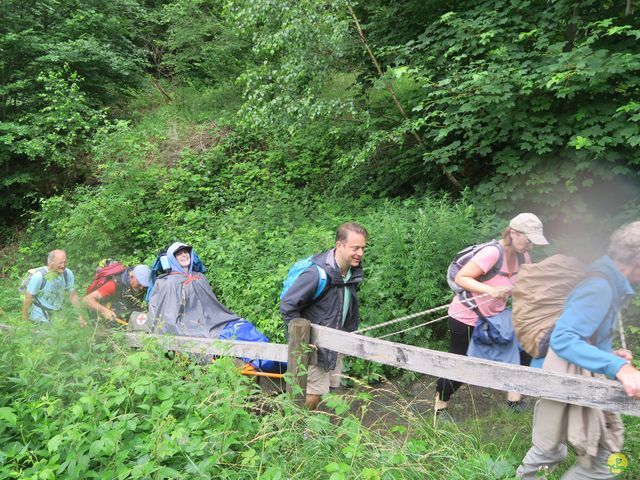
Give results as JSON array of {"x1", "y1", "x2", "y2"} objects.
[
  {"x1": 86, "y1": 260, "x2": 127, "y2": 294},
  {"x1": 145, "y1": 247, "x2": 207, "y2": 302},
  {"x1": 280, "y1": 256, "x2": 329, "y2": 302},
  {"x1": 472, "y1": 311, "x2": 514, "y2": 345},
  {"x1": 219, "y1": 319, "x2": 286, "y2": 373},
  {"x1": 19, "y1": 266, "x2": 69, "y2": 298},
  {"x1": 512, "y1": 254, "x2": 612, "y2": 358},
  {"x1": 447, "y1": 240, "x2": 524, "y2": 297}
]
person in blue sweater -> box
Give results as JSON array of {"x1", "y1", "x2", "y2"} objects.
[{"x1": 517, "y1": 222, "x2": 640, "y2": 479}]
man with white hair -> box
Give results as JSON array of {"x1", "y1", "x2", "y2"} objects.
[
  {"x1": 517, "y1": 222, "x2": 640, "y2": 479},
  {"x1": 21, "y1": 249, "x2": 86, "y2": 326}
]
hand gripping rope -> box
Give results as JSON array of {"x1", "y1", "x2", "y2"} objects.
[
  {"x1": 355, "y1": 292, "x2": 499, "y2": 339},
  {"x1": 357, "y1": 292, "x2": 628, "y2": 347}
]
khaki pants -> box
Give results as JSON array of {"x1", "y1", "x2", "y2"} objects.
[
  {"x1": 306, "y1": 354, "x2": 343, "y2": 395},
  {"x1": 517, "y1": 445, "x2": 616, "y2": 479}
]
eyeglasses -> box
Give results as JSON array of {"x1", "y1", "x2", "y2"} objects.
[{"x1": 513, "y1": 229, "x2": 533, "y2": 246}]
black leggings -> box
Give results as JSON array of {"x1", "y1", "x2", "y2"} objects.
[
  {"x1": 435, "y1": 316, "x2": 532, "y2": 403},
  {"x1": 435, "y1": 317, "x2": 474, "y2": 402}
]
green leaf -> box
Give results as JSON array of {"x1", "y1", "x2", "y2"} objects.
[
  {"x1": 570, "y1": 136, "x2": 593, "y2": 150},
  {"x1": 157, "y1": 386, "x2": 174, "y2": 401},
  {"x1": 362, "y1": 468, "x2": 381, "y2": 480},
  {"x1": 47, "y1": 434, "x2": 64, "y2": 453},
  {"x1": 0, "y1": 407, "x2": 17, "y2": 426}
]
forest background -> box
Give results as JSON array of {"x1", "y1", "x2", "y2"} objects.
[{"x1": 1, "y1": 0, "x2": 640, "y2": 478}]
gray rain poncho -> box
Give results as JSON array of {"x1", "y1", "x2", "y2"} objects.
[{"x1": 147, "y1": 242, "x2": 240, "y2": 338}]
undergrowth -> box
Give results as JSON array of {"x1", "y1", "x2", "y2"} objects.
[{"x1": 0, "y1": 314, "x2": 637, "y2": 479}]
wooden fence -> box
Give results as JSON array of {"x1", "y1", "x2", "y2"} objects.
[{"x1": 125, "y1": 318, "x2": 640, "y2": 417}]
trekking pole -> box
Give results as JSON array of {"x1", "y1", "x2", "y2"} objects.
[{"x1": 618, "y1": 312, "x2": 627, "y2": 351}]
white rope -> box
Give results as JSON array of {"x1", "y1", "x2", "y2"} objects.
[
  {"x1": 356, "y1": 291, "x2": 499, "y2": 337},
  {"x1": 374, "y1": 294, "x2": 498, "y2": 339},
  {"x1": 355, "y1": 301, "x2": 453, "y2": 334},
  {"x1": 377, "y1": 313, "x2": 450, "y2": 339},
  {"x1": 359, "y1": 285, "x2": 628, "y2": 345}
]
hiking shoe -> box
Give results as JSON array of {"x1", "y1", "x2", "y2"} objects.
[
  {"x1": 435, "y1": 408, "x2": 455, "y2": 423},
  {"x1": 506, "y1": 399, "x2": 528, "y2": 413}
]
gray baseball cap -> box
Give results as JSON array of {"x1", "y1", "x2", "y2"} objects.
[{"x1": 132, "y1": 264, "x2": 151, "y2": 287}]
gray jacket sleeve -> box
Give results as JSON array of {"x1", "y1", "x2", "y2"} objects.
[{"x1": 279, "y1": 267, "x2": 319, "y2": 329}]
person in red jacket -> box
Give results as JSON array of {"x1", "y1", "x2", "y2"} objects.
[{"x1": 83, "y1": 265, "x2": 150, "y2": 323}]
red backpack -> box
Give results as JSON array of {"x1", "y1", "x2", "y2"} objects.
[{"x1": 86, "y1": 260, "x2": 127, "y2": 294}]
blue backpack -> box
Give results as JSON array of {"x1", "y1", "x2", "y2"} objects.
[
  {"x1": 145, "y1": 247, "x2": 207, "y2": 302},
  {"x1": 219, "y1": 319, "x2": 286, "y2": 373},
  {"x1": 280, "y1": 256, "x2": 329, "y2": 302}
]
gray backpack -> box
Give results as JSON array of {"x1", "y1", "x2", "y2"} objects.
[{"x1": 447, "y1": 240, "x2": 523, "y2": 307}]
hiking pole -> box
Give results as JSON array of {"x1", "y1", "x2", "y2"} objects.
[{"x1": 618, "y1": 312, "x2": 627, "y2": 351}]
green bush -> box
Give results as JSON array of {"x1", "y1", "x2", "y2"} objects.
[
  {"x1": 0, "y1": 318, "x2": 541, "y2": 479},
  {"x1": 2, "y1": 318, "x2": 636, "y2": 479},
  {"x1": 18, "y1": 177, "x2": 494, "y2": 342}
]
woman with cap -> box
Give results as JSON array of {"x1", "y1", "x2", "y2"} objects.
[{"x1": 435, "y1": 213, "x2": 549, "y2": 420}]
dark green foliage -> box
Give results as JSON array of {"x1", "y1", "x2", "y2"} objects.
[
  {"x1": 216, "y1": 0, "x2": 640, "y2": 217},
  {"x1": 4, "y1": 1, "x2": 640, "y2": 476},
  {"x1": 0, "y1": 321, "x2": 261, "y2": 478},
  {"x1": 160, "y1": 0, "x2": 250, "y2": 85},
  {"x1": 0, "y1": 317, "x2": 575, "y2": 480},
  {"x1": 0, "y1": 0, "x2": 150, "y2": 231},
  {"x1": 227, "y1": 0, "x2": 360, "y2": 134},
  {"x1": 1, "y1": 0, "x2": 147, "y2": 104},
  {"x1": 350, "y1": 0, "x2": 640, "y2": 216},
  {"x1": 0, "y1": 66, "x2": 107, "y2": 220},
  {"x1": 1, "y1": 317, "x2": 636, "y2": 478},
  {"x1": 5, "y1": 0, "x2": 640, "y2": 234}
]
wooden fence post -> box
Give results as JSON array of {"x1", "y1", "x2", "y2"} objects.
[{"x1": 286, "y1": 318, "x2": 311, "y2": 405}]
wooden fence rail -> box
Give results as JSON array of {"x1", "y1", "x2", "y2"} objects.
[
  {"x1": 125, "y1": 332, "x2": 288, "y2": 362},
  {"x1": 125, "y1": 319, "x2": 640, "y2": 417},
  {"x1": 311, "y1": 324, "x2": 640, "y2": 416}
]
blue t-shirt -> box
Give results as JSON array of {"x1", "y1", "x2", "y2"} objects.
[{"x1": 27, "y1": 268, "x2": 75, "y2": 321}]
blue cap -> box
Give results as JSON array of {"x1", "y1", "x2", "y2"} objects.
[{"x1": 132, "y1": 265, "x2": 151, "y2": 288}]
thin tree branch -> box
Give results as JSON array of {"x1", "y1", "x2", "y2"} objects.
[
  {"x1": 150, "y1": 75, "x2": 173, "y2": 103},
  {"x1": 347, "y1": 4, "x2": 462, "y2": 190}
]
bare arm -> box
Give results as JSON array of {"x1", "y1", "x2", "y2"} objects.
[
  {"x1": 454, "y1": 261, "x2": 511, "y2": 299},
  {"x1": 69, "y1": 290, "x2": 87, "y2": 327},
  {"x1": 82, "y1": 290, "x2": 115, "y2": 320},
  {"x1": 22, "y1": 292, "x2": 34, "y2": 321}
]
